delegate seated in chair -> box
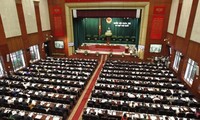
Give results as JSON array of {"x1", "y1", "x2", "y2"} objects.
[{"x1": 121, "y1": 113, "x2": 128, "y2": 120}]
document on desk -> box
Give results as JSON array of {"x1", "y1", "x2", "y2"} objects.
[
  {"x1": 140, "y1": 114, "x2": 144, "y2": 119},
  {"x1": 55, "y1": 94, "x2": 59, "y2": 97},
  {"x1": 19, "y1": 111, "x2": 25, "y2": 116},
  {"x1": 5, "y1": 96, "x2": 9, "y2": 100},
  {"x1": 113, "y1": 111, "x2": 116, "y2": 116},
  {"x1": 169, "y1": 116, "x2": 175, "y2": 120},
  {"x1": 52, "y1": 116, "x2": 60, "y2": 120},
  {"x1": 46, "y1": 103, "x2": 50, "y2": 107},
  {"x1": 28, "y1": 112, "x2": 33, "y2": 117},
  {"x1": 46, "y1": 116, "x2": 50, "y2": 120},
  {"x1": 150, "y1": 115, "x2": 157, "y2": 119},
  {"x1": 35, "y1": 114, "x2": 42, "y2": 119},
  {"x1": 163, "y1": 105, "x2": 169, "y2": 109},
  {"x1": 63, "y1": 95, "x2": 66, "y2": 98}
]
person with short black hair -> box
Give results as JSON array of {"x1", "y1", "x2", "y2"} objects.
[{"x1": 121, "y1": 113, "x2": 128, "y2": 120}]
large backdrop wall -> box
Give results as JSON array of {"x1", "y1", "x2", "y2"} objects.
[{"x1": 73, "y1": 17, "x2": 140, "y2": 49}]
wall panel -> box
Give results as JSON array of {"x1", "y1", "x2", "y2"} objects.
[
  {"x1": 177, "y1": 0, "x2": 193, "y2": 38},
  {"x1": 22, "y1": 0, "x2": 38, "y2": 34},
  {"x1": 167, "y1": 0, "x2": 179, "y2": 34},
  {"x1": 0, "y1": 0, "x2": 21, "y2": 38},
  {"x1": 39, "y1": 0, "x2": 51, "y2": 31},
  {"x1": 28, "y1": 33, "x2": 39, "y2": 47},
  {"x1": 7, "y1": 37, "x2": 24, "y2": 53},
  {"x1": 175, "y1": 36, "x2": 185, "y2": 52},
  {"x1": 190, "y1": 1, "x2": 200, "y2": 43},
  {"x1": 187, "y1": 41, "x2": 199, "y2": 62}
]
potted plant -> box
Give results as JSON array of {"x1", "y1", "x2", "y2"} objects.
[
  {"x1": 125, "y1": 36, "x2": 130, "y2": 41},
  {"x1": 93, "y1": 35, "x2": 99, "y2": 40},
  {"x1": 86, "y1": 35, "x2": 91, "y2": 40},
  {"x1": 131, "y1": 36, "x2": 135, "y2": 42},
  {"x1": 84, "y1": 50, "x2": 88, "y2": 56},
  {"x1": 118, "y1": 36, "x2": 124, "y2": 41},
  {"x1": 111, "y1": 35, "x2": 117, "y2": 41}
]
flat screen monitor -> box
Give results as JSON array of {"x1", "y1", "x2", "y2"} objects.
[
  {"x1": 150, "y1": 44, "x2": 162, "y2": 53},
  {"x1": 54, "y1": 41, "x2": 64, "y2": 49}
]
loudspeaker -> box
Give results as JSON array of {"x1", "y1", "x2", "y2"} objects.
[
  {"x1": 73, "y1": 9, "x2": 77, "y2": 18},
  {"x1": 136, "y1": 9, "x2": 141, "y2": 18},
  {"x1": 6, "y1": 54, "x2": 10, "y2": 62},
  {"x1": 196, "y1": 66, "x2": 199, "y2": 76}
]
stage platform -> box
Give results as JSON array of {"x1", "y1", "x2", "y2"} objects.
[{"x1": 76, "y1": 43, "x2": 137, "y2": 56}]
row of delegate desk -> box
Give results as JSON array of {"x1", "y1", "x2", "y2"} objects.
[
  {"x1": 0, "y1": 57, "x2": 98, "y2": 120},
  {"x1": 83, "y1": 60, "x2": 200, "y2": 120}
]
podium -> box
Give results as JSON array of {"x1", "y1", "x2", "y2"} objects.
[
  {"x1": 106, "y1": 36, "x2": 111, "y2": 45},
  {"x1": 105, "y1": 28, "x2": 112, "y2": 45}
]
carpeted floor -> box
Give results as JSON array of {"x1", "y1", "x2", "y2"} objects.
[{"x1": 71, "y1": 55, "x2": 107, "y2": 120}]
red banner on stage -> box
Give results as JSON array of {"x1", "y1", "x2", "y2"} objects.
[
  {"x1": 150, "y1": 15, "x2": 164, "y2": 40},
  {"x1": 53, "y1": 16, "x2": 64, "y2": 37},
  {"x1": 52, "y1": 7, "x2": 64, "y2": 37},
  {"x1": 150, "y1": 6, "x2": 165, "y2": 40}
]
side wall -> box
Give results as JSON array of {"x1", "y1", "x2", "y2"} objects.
[
  {"x1": 166, "y1": 0, "x2": 200, "y2": 99},
  {"x1": 0, "y1": 0, "x2": 51, "y2": 72}
]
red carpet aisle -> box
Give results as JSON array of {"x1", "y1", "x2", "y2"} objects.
[{"x1": 69, "y1": 55, "x2": 107, "y2": 120}]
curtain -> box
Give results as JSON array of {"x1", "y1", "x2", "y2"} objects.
[
  {"x1": 73, "y1": 18, "x2": 85, "y2": 49},
  {"x1": 85, "y1": 18, "x2": 99, "y2": 36}
]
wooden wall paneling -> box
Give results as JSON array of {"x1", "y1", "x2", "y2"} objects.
[
  {"x1": 48, "y1": 0, "x2": 68, "y2": 57},
  {"x1": 177, "y1": 0, "x2": 199, "y2": 79},
  {"x1": 33, "y1": 1, "x2": 45, "y2": 59},
  {"x1": 183, "y1": 0, "x2": 199, "y2": 54},
  {"x1": 28, "y1": 33, "x2": 39, "y2": 47},
  {"x1": 0, "y1": 45, "x2": 13, "y2": 73},
  {"x1": 7, "y1": 37, "x2": 24, "y2": 53},
  {"x1": 15, "y1": 0, "x2": 29, "y2": 67},
  {"x1": 187, "y1": 41, "x2": 199, "y2": 62},
  {"x1": 0, "y1": 16, "x2": 7, "y2": 45},
  {"x1": 174, "y1": 36, "x2": 185, "y2": 52},
  {"x1": 168, "y1": 0, "x2": 183, "y2": 77},
  {"x1": 160, "y1": 0, "x2": 173, "y2": 57},
  {"x1": 0, "y1": 16, "x2": 11, "y2": 72},
  {"x1": 144, "y1": 0, "x2": 172, "y2": 59},
  {"x1": 172, "y1": 0, "x2": 200, "y2": 99},
  {"x1": 34, "y1": 1, "x2": 42, "y2": 39}
]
